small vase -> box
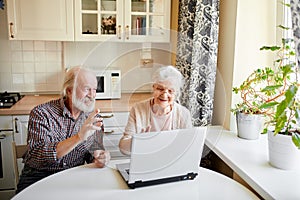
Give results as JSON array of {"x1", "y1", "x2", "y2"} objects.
[
  {"x1": 236, "y1": 112, "x2": 263, "y2": 140},
  {"x1": 268, "y1": 131, "x2": 300, "y2": 170}
]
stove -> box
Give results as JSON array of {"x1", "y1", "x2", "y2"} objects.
[{"x1": 0, "y1": 91, "x2": 23, "y2": 109}]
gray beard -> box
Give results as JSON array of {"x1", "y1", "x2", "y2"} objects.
[{"x1": 73, "y1": 96, "x2": 95, "y2": 113}]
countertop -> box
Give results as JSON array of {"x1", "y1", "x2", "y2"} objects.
[
  {"x1": 0, "y1": 93, "x2": 152, "y2": 115},
  {"x1": 205, "y1": 126, "x2": 300, "y2": 199}
]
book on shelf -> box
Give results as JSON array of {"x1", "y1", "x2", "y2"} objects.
[{"x1": 134, "y1": 16, "x2": 146, "y2": 35}]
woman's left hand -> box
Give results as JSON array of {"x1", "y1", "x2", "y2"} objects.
[
  {"x1": 141, "y1": 125, "x2": 151, "y2": 133},
  {"x1": 93, "y1": 150, "x2": 111, "y2": 168}
]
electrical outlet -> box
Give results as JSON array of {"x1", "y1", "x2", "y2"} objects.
[{"x1": 140, "y1": 59, "x2": 154, "y2": 68}]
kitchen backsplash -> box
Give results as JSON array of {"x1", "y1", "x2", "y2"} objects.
[
  {"x1": 4, "y1": 40, "x2": 63, "y2": 93},
  {"x1": 64, "y1": 42, "x2": 172, "y2": 93}
]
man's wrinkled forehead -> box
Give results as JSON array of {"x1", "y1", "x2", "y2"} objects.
[{"x1": 75, "y1": 70, "x2": 97, "y2": 87}]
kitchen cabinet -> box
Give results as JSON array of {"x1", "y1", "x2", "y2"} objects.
[
  {"x1": 102, "y1": 112, "x2": 129, "y2": 159},
  {"x1": 13, "y1": 115, "x2": 29, "y2": 145},
  {"x1": 0, "y1": 115, "x2": 28, "y2": 198},
  {"x1": 74, "y1": 0, "x2": 170, "y2": 42},
  {"x1": 0, "y1": 116, "x2": 15, "y2": 198},
  {"x1": 12, "y1": 115, "x2": 29, "y2": 178},
  {"x1": 6, "y1": 0, "x2": 74, "y2": 41}
]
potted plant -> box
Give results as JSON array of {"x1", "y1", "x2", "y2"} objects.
[
  {"x1": 231, "y1": 59, "x2": 290, "y2": 140},
  {"x1": 232, "y1": 3, "x2": 300, "y2": 169},
  {"x1": 267, "y1": 82, "x2": 300, "y2": 169},
  {"x1": 232, "y1": 24, "x2": 300, "y2": 143}
]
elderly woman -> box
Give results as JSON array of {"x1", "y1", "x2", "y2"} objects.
[{"x1": 119, "y1": 66, "x2": 193, "y2": 155}]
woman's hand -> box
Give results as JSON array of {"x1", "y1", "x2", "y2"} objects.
[
  {"x1": 141, "y1": 125, "x2": 151, "y2": 133},
  {"x1": 93, "y1": 150, "x2": 110, "y2": 168}
]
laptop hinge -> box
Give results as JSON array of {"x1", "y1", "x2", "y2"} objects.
[{"x1": 128, "y1": 172, "x2": 198, "y2": 189}]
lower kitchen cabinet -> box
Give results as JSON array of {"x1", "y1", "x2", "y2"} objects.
[
  {"x1": 12, "y1": 115, "x2": 29, "y2": 180},
  {"x1": 0, "y1": 116, "x2": 15, "y2": 200},
  {"x1": 13, "y1": 115, "x2": 29, "y2": 145},
  {"x1": 102, "y1": 112, "x2": 129, "y2": 160}
]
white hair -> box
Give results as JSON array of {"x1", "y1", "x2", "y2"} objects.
[{"x1": 152, "y1": 65, "x2": 184, "y2": 93}]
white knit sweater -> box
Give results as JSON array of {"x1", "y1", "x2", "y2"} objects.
[{"x1": 124, "y1": 98, "x2": 193, "y2": 135}]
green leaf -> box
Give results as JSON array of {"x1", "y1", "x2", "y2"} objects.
[
  {"x1": 281, "y1": 64, "x2": 293, "y2": 78},
  {"x1": 261, "y1": 85, "x2": 283, "y2": 92},
  {"x1": 260, "y1": 46, "x2": 281, "y2": 51},
  {"x1": 275, "y1": 114, "x2": 287, "y2": 134},
  {"x1": 259, "y1": 102, "x2": 278, "y2": 109},
  {"x1": 292, "y1": 132, "x2": 300, "y2": 149},
  {"x1": 296, "y1": 109, "x2": 300, "y2": 119},
  {"x1": 285, "y1": 85, "x2": 298, "y2": 106},
  {"x1": 278, "y1": 25, "x2": 290, "y2": 30}
]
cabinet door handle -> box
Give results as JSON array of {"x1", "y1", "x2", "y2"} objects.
[
  {"x1": 117, "y1": 25, "x2": 122, "y2": 39},
  {"x1": 9, "y1": 22, "x2": 15, "y2": 38},
  {"x1": 0, "y1": 129, "x2": 13, "y2": 140},
  {"x1": 104, "y1": 130, "x2": 114, "y2": 134},
  {"x1": 125, "y1": 25, "x2": 129, "y2": 40},
  {"x1": 0, "y1": 129, "x2": 13, "y2": 132},
  {"x1": 14, "y1": 117, "x2": 19, "y2": 133},
  {"x1": 101, "y1": 114, "x2": 114, "y2": 118}
]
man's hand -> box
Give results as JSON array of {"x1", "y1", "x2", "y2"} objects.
[
  {"x1": 78, "y1": 109, "x2": 103, "y2": 141},
  {"x1": 93, "y1": 150, "x2": 111, "y2": 168}
]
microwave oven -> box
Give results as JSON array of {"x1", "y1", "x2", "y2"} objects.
[{"x1": 95, "y1": 69, "x2": 121, "y2": 99}]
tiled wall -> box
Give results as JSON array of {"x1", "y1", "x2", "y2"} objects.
[
  {"x1": 0, "y1": 40, "x2": 63, "y2": 93},
  {"x1": 0, "y1": 8, "x2": 63, "y2": 94}
]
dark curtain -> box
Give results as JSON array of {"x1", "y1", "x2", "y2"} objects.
[
  {"x1": 175, "y1": 0, "x2": 220, "y2": 169},
  {"x1": 175, "y1": 0, "x2": 220, "y2": 126}
]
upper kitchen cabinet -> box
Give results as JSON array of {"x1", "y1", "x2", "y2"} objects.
[
  {"x1": 7, "y1": 0, "x2": 74, "y2": 41},
  {"x1": 74, "y1": 0, "x2": 170, "y2": 42}
]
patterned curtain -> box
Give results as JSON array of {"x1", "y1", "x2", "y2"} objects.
[
  {"x1": 290, "y1": 0, "x2": 300, "y2": 68},
  {"x1": 175, "y1": 0, "x2": 220, "y2": 126}
]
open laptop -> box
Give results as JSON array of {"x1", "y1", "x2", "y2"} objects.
[{"x1": 116, "y1": 127, "x2": 207, "y2": 189}]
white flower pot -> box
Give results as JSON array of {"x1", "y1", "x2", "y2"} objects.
[
  {"x1": 236, "y1": 112, "x2": 263, "y2": 140},
  {"x1": 268, "y1": 131, "x2": 300, "y2": 170}
]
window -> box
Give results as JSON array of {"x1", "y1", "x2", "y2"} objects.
[{"x1": 283, "y1": 0, "x2": 293, "y2": 39}]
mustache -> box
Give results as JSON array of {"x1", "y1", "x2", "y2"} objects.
[{"x1": 82, "y1": 96, "x2": 95, "y2": 102}]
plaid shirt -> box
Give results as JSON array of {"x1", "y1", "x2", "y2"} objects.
[{"x1": 24, "y1": 98, "x2": 104, "y2": 172}]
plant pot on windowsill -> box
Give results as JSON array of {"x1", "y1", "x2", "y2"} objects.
[
  {"x1": 236, "y1": 112, "x2": 264, "y2": 140},
  {"x1": 232, "y1": 36, "x2": 300, "y2": 141},
  {"x1": 268, "y1": 131, "x2": 300, "y2": 170},
  {"x1": 231, "y1": 66, "x2": 281, "y2": 140},
  {"x1": 266, "y1": 84, "x2": 300, "y2": 170}
]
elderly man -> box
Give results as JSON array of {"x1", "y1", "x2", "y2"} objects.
[{"x1": 16, "y1": 67, "x2": 110, "y2": 193}]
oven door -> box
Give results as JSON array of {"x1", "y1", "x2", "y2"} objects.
[{"x1": 0, "y1": 116, "x2": 15, "y2": 190}]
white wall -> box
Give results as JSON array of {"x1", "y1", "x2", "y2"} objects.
[{"x1": 64, "y1": 41, "x2": 172, "y2": 93}]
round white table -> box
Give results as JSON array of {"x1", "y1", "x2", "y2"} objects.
[{"x1": 12, "y1": 160, "x2": 259, "y2": 200}]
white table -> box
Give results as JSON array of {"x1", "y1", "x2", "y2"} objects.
[
  {"x1": 12, "y1": 160, "x2": 258, "y2": 200},
  {"x1": 205, "y1": 126, "x2": 300, "y2": 200}
]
